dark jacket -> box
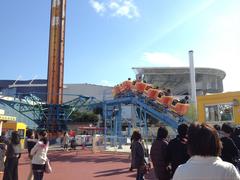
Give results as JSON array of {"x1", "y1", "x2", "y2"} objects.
[
  {"x1": 150, "y1": 139, "x2": 170, "y2": 180},
  {"x1": 3, "y1": 143, "x2": 21, "y2": 180},
  {"x1": 131, "y1": 141, "x2": 145, "y2": 169},
  {"x1": 231, "y1": 134, "x2": 240, "y2": 150},
  {"x1": 27, "y1": 139, "x2": 37, "y2": 155},
  {"x1": 221, "y1": 136, "x2": 239, "y2": 164},
  {"x1": 166, "y1": 135, "x2": 189, "y2": 177},
  {"x1": 6, "y1": 143, "x2": 21, "y2": 159}
]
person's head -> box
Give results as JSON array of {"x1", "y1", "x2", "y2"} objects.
[
  {"x1": 178, "y1": 123, "x2": 188, "y2": 138},
  {"x1": 221, "y1": 123, "x2": 233, "y2": 135},
  {"x1": 38, "y1": 130, "x2": 48, "y2": 145},
  {"x1": 0, "y1": 133, "x2": 6, "y2": 143},
  {"x1": 213, "y1": 124, "x2": 221, "y2": 131},
  {"x1": 26, "y1": 129, "x2": 32, "y2": 138},
  {"x1": 131, "y1": 131, "x2": 142, "y2": 141},
  {"x1": 11, "y1": 131, "x2": 20, "y2": 145},
  {"x1": 157, "y1": 126, "x2": 168, "y2": 140},
  {"x1": 234, "y1": 127, "x2": 240, "y2": 136},
  {"x1": 187, "y1": 123, "x2": 222, "y2": 157},
  {"x1": 26, "y1": 129, "x2": 35, "y2": 139}
]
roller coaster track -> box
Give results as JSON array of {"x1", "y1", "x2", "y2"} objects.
[
  {"x1": 0, "y1": 91, "x2": 188, "y2": 132},
  {"x1": 103, "y1": 94, "x2": 188, "y2": 137}
]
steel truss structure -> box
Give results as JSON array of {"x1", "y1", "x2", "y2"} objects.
[
  {"x1": 0, "y1": 93, "x2": 101, "y2": 131},
  {"x1": 103, "y1": 94, "x2": 188, "y2": 147}
]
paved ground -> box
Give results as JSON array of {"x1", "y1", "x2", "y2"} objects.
[{"x1": 19, "y1": 150, "x2": 156, "y2": 180}]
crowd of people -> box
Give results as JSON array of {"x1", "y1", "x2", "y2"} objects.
[
  {"x1": 1, "y1": 122, "x2": 240, "y2": 180},
  {"x1": 130, "y1": 123, "x2": 240, "y2": 180},
  {"x1": 0, "y1": 129, "x2": 49, "y2": 180}
]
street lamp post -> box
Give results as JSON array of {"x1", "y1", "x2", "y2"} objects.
[{"x1": 189, "y1": 50, "x2": 198, "y2": 120}]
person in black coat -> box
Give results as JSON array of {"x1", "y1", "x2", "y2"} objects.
[
  {"x1": 166, "y1": 123, "x2": 190, "y2": 177},
  {"x1": 220, "y1": 123, "x2": 239, "y2": 164},
  {"x1": 131, "y1": 131, "x2": 145, "y2": 180},
  {"x1": 26, "y1": 129, "x2": 37, "y2": 180},
  {"x1": 231, "y1": 127, "x2": 240, "y2": 150},
  {"x1": 3, "y1": 131, "x2": 21, "y2": 180},
  {"x1": 150, "y1": 126, "x2": 170, "y2": 180}
]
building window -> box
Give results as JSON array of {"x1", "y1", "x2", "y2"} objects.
[{"x1": 205, "y1": 103, "x2": 233, "y2": 122}]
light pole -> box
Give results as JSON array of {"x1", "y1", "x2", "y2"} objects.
[{"x1": 189, "y1": 50, "x2": 198, "y2": 120}]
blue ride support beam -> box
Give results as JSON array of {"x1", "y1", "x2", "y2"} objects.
[
  {"x1": 132, "y1": 97, "x2": 179, "y2": 129},
  {"x1": 116, "y1": 104, "x2": 122, "y2": 149},
  {"x1": 114, "y1": 111, "x2": 117, "y2": 147},
  {"x1": 103, "y1": 103, "x2": 107, "y2": 148},
  {"x1": 113, "y1": 105, "x2": 121, "y2": 147},
  {"x1": 127, "y1": 120, "x2": 131, "y2": 137},
  {"x1": 102, "y1": 94, "x2": 187, "y2": 148},
  {"x1": 142, "y1": 108, "x2": 148, "y2": 138}
]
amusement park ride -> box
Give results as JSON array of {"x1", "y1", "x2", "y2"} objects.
[
  {"x1": 0, "y1": 0, "x2": 96, "y2": 131},
  {"x1": 104, "y1": 81, "x2": 189, "y2": 138},
  {"x1": 0, "y1": 0, "x2": 190, "y2": 137}
]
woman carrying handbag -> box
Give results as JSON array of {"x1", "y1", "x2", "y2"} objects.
[{"x1": 30, "y1": 130, "x2": 49, "y2": 180}]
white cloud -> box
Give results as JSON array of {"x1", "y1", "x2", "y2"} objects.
[
  {"x1": 109, "y1": 1, "x2": 119, "y2": 9},
  {"x1": 143, "y1": 52, "x2": 186, "y2": 67},
  {"x1": 89, "y1": 0, "x2": 140, "y2": 19},
  {"x1": 109, "y1": 0, "x2": 140, "y2": 19},
  {"x1": 89, "y1": 0, "x2": 105, "y2": 14}
]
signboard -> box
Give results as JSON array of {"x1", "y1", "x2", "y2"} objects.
[{"x1": 0, "y1": 115, "x2": 16, "y2": 121}]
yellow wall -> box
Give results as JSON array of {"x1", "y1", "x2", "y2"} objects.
[
  {"x1": 197, "y1": 91, "x2": 240, "y2": 124},
  {"x1": 2, "y1": 122, "x2": 27, "y2": 149}
]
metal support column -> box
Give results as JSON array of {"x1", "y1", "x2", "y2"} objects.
[
  {"x1": 103, "y1": 103, "x2": 107, "y2": 148},
  {"x1": 189, "y1": 50, "x2": 198, "y2": 120}
]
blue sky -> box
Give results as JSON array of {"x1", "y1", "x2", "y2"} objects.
[{"x1": 0, "y1": 0, "x2": 239, "y2": 91}]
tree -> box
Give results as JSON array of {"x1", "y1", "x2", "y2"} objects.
[
  {"x1": 186, "y1": 103, "x2": 197, "y2": 122},
  {"x1": 93, "y1": 107, "x2": 103, "y2": 115},
  {"x1": 70, "y1": 110, "x2": 99, "y2": 124}
]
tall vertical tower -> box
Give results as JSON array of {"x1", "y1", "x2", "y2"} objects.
[{"x1": 47, "y1": 0, "x2": 66, "y2": 105}]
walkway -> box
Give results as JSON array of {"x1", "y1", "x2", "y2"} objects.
[{"x1": 19, "y1": 150, "x2": 156, "y2": 180}]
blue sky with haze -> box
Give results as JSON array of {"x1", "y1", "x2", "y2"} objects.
[{"x1": 0, "y1": 0, "x2": 239, "y2": 92}]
